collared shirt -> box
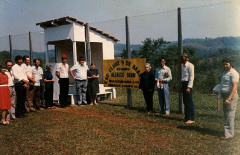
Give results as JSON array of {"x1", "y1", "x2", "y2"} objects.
[
  {"x1": 155, "y1": 65, "x2": 172, "y2": 82},
  {"x1": 21, "y1": 63, "x2": 33, "y2": 78},
  {"x1": 5, "y1": 70, "x2": 14, "y2": 86},
  {"x1": 32, "y1": 66, "x2": 43, "y2": 86},
  {"x1": 70, "y1": 63, "x2": 88, "y2": 80},
  {"x1": 12, "y1": 64, "x2": 28, "y2": 82},
  {"x1": 181, "y1": 61, "x2": 194, "y2": 88},
  {"x1": 220, "y1": 68, "x2": 239, "y2": 93},
  {"x1": 56, "y1": 63, "x2": 69, "y2": 78}
]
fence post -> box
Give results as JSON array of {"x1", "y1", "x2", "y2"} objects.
[
  {"x1": 9, "y1": 35, "x2": 13, "y2": 61},
  {"x1": 125, "y1": 16, "x2": 132, "y2": 108},
  {"x1": 85, "y1": 23, "x2": 91, "y2": 67},
  {"x1": 45, "y1": 44, "x2": 49, "y2": 64},
  {"x1": 29, "y1": 31, "x2": 33, "y2": 65},
  {"x1": 178, "y1": 7, "x2": 184, "y2": 114}
]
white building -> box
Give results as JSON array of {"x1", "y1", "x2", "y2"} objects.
[{"x1": 36, "y1": 16, "x2": 118, "y2": 101}]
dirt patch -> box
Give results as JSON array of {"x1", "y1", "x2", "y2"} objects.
[{"x1": 56, "y1": 107, "x2": 178, "y2": 130}]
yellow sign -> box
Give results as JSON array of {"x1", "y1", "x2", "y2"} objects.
[{"x1": 103, "y1": 58, "x2": 146, "y2": 89}]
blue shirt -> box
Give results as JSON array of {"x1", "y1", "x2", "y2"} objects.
[
  {"x1": 220, "y1": 68, "x2": 239, "y2": 93},
  {"x1": 44, "y1": 71, "x2": 53, "y2": 81},
  {"x1": 155, "y1": 65, "x2": 172, "y2": 83}
]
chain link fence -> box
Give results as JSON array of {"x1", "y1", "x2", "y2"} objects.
[{"x1": 0, "y1": 2, "x2": 239, "y2": 113}]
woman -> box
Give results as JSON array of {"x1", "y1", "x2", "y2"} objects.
[
  {"x1": 44, "y1": 65, "x2": 55, "y2": 109},
  {"x1": 139, "y1": 63, "x2": 155, "y2": 114},
  {"x1": 218, "y1": 58, "x2": 239, "y2": 139},
  {"x1": 87, "y1": 62, "x2": 99, "y2": 105},
  {"x1": 0, "y1": 64, "x2": 11, "y2": 125}
]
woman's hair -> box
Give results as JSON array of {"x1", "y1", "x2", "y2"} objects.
[
  {"x1": 91, "y1": 62, "x2": 95, "y2": 66},
  {"x1": 0, "y1": 64, "x2": 6, "y2": 70},
  {"x1": 145, "y1": 63, "x2": 151, "y2": 69}
]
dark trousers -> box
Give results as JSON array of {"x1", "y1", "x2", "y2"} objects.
[
  {"x1": 182, "y1": 81, "x2": 195, "y2": 121},
  {"x1": 143, "y1": 89, "x2": 154, "y2": 112},
  {"x1": 45, "y1": 82, "x2": 53, "y2": 108},
  {"x1": 15, "y1": 82, "x2": 27, "y2": 116},
  {"x1": 59, "y1": 78, "x2": 69, "y2": 107}
]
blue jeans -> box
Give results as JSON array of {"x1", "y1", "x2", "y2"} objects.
[
  {"x1": 157, "y1": 84, "x2": 170, "y2": 114},
  {"x1": 76, "y1": 80, "x2": 87, "y2": 105},
  {"x1": 182, "y1": 81, "x2": 195, "y2": 121},
  {"x1": 222, "y1": 93, "x2": 238, "y2": 138}
]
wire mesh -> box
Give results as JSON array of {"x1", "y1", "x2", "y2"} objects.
[
  {"x1": 11, "y1": 33, "x2": 30, "y2": 57},
  {"x1": 0, "y1": 2, "x2": 239, "y2": 113}
]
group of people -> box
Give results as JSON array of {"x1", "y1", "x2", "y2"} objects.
[
  {"x1": 0, "y1": 52, "x2": 238, "y2": 139},
  {"x1": 57, "y1": 54, "x2": 99, "y2": 108},
  {"x1": 139, "y1": 53, "x2": 239, "y2": 139},
  {"x1": 0, "y1": 53, "x2": 100, "y2": 125},
  {"x1": 0, "y1": 56, "x2": 46, "y2": 124}
]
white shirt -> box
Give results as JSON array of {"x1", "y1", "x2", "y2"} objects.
[
  {"x1": 220, "y1": 68, "x2": 239, "y2": 93},
  {"x1": 56, "y1": 63, "x2": 69, "y2": 78},
  {"x1": 5, "y1": 70, "x2": 14, "y2": 86},
  {"x1": 181, "y1": 61, "x2": 194, "y2": 88},
  {"x1": 70, "y1": 63, "x2": 88, "y2": 80},
  {"x1": 12, "y1": 64, "x2": 28, "y2": 82},
  {"x1": 21, "y1": 63, "x2": 33, "y2": 78},
  {"x1": 32, "y1": 66, "x2": 43, "y2": 86},
  {"x1": 155, "y1": 65, "x2": 172, "y2": 82}
]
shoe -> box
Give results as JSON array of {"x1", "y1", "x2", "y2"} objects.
[
  {"x1": 220, "y1": 136, "x2": 232, "y2": 140},
  {"x1": 30, "y1": 108, "x2": 36, "y2": 112},
  {"x1": 185, "y1": 120, "x2": 195, "y2": 124},
  {"x1": 90, "y1": 103, "x2": 94, "y2": 106},
  {"x1": 147, "y1": 111, "x2": 152, "y2": 115},
  {"x1": 0, "y1": 121, "x2": 9, "y2": 125},
  {"x1": 165, "y1": 113, "x2": 170, "y2": 116}
]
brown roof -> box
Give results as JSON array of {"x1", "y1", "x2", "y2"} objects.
[{"x1": 36, "y1": 16, "x2": 119, "y2": 42}]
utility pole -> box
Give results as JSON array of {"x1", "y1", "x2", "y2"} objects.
[
  {"x1": 125, "y1": 16, "x2": 132, "y2": 108},
  {"x1": 178, "y1": 7, "x2": 184, "y2": 114}
]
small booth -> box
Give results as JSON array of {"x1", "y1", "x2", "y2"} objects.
[{"x1": 36, "y1": 16, "x2": 118, "y2": 103}]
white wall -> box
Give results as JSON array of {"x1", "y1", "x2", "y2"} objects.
[
  {"x1": 89, "y1": 30, "x2": 115, "y2": 60},
  {"x1": 45, "y1": 24, "x2": 74, "y2": 44},
  {"x1": 73, "y1": 23, "x2": 85, "y2": 42}
]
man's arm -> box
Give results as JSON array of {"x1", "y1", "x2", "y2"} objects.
[
  {"x1": 225, "y1": 82, "x2": 238, "y2": 104},
  {"x1": 69, "y1": 69, "x2": 76, "y2": 80}
]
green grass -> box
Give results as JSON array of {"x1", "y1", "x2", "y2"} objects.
[{"x1": 0, "y1": 89, "x2": 240, "y2": 154}]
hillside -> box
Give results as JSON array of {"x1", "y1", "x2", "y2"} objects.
[{"x1": 114, "y1": 36, "x2": 240, "y2": 57}]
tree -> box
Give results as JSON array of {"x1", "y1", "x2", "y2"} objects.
[
  {"x1": 0, "y1": 51, "x2": 11, "y2": 64},
  {"x1": 120, "y1": 49, "x2": 138, "y2": 58}
]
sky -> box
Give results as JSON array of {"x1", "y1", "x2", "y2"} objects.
[{"x1": 0, "y1": 0, "x2": 240, "y2": 44}]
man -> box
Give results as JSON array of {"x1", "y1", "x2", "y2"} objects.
[
  {"x1": 12, "y1": 55, "x2": 29, "y2": 118},
  {"x1": 180, "y1": 53, "x2": 195, "y2": 124},
  {"x1": 56, "y1": 54, "x2": 69, "y2": 108},
  {"x1": 21, "y1": 55, "x2": 36, "y2": 112},
  {"x1": 219, "y1": 58, "x2": 239, "y2": 139},
  {"x1": 32, "y1": 58, "x2": 43, "y2": 110},
  {"x1": 5, "y1": 60, "x2": 16, "y2": 120},
  {"x1": 69, "y1": 56, "x2": 88, "y2": 106},
  {"x1": 155, "y1": 58, "x2": 172, "y2": 116}
]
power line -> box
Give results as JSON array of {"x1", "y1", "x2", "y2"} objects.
[{"x1": 2, "y1": 0, "x2": 13, "y2": 6}]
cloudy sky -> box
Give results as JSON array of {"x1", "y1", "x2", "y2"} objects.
[{"x1": 0, "y1": 0, "x2": 239, "y2": 44}]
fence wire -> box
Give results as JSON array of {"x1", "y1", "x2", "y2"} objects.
[{"x1": 0, "y1": 2, "x2": 239, "y2": 113}]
